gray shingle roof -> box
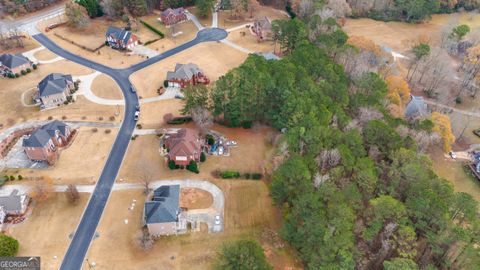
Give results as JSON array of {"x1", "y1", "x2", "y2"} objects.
[
  {"x1": 0, "y1": 53, "x2": 30, "y2": 69},
  {"x1": 0, "y1": 191, "x2": 26, "y2": 212},
  {"x1": 145, "y1": 185, "x2": 180, "y2": 224},
  {"x1": 23, "y1": 120, "x2": 69, "y2": 148},
  {"x1": 38, "y1": 73, "x2": 73, "y2": 97},
  {"x1": 105, "y1": 26, "x2": 132, "y2": 44},
  {"x1": 405, "y1": 95, "x2": 428, "y2": 118},
  {"x1": 166, "y1": 63, "x2": 201, "y2": 80}
]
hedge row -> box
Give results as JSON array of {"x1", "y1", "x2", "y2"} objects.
[
  {"x1": 167, "y1": 116, "x2": 192, "y2": 125},
  {"x1": 140, "y1": 20, "x2": 165, "y2": 38},
  {"x1": 218, "y1": 171, "x2": 262, "y2": 180}
]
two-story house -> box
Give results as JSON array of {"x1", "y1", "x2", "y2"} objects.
[
  {"x1": 105, "y1": 26, "x2": 138, "y2": 51},
  {"x1": 166, "y1": 63, "x2": 210, "y2": 89},
  {"x1": 160, "y1": 8, "x2": 188, "y2": 27},
  {"x1": 163, "y1": 128, "x2": 202, "y2": 166},
  {"x1": 38, "y1": 73, "x2": 74, "y2": 109},
  {"x1": 143, "y1": 185, "x2": 183, "y2": 236},
  {"x1": 0, "y1": 53, "x2": 32, "y2": 76},
  {"x1": 23, "y1": 120, "x2": 74, "y2": 165}
]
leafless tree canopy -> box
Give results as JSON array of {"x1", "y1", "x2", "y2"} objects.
[
  {"x1": 65, "y1": 184, "x2": 80, "y2": 205},
  {"x1": 137, "y1": 162, "x2": 153, "y2": 195},
  {"x1": 191, "y1": 107, "x2": 213, "y2": 135},
  {"x1": 316, "y1": 148, "x2": 341, "y2": 171},
  {"x1": 134, "y1": 229, "x2": 154, "y2": 251}
]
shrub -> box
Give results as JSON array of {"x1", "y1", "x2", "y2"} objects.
[
  {"x1": 98, "y1": 116, "x2": 103, "y2": 121},
  {"x1": 140, "y1": 19, "x2": 165, "y2": 38},
  {"x1": 455, "y1": 96, "x2": 463, "y2": 104},
  {"x1": 164, "y1": 80, "x2": 169, "y2": 88},
  {"x1": 7, "y1": 73, "x2": 14, "y2": 78},
  {"x1": 21, "y1": 70, "x2": 26, "y2": 75},
  {"x1": 32, "y1": 64, "x2": 38, "y2": 69},
  {"x1": 15, "y1": 73, "x2": 20, "y2": 78},
  {"x1": 18, "y1": 175, "x2": 23, "y2": 180},
  {"x1": 167, "y1": 116, "x2": 193, "y2": 125},
  {"x1": 242, "y1": 121, "x2": 252, "y2": 129},
  {"x1": 109, "y1": 116, "x2": 115, "y2": 121},
  {"x1": 9, "y1": 175, "x2": 15, "y2": 181},
  {"x1": 0, "y1": 234, "x2": 19, "y2": 256},
  {"x1": 206, "y1": 134, "x2": 215, "y2": 145},
  {"x1": 215, "y1": 239, "x2": 272, "y2": 270},
  {"x1": 200, "y1": 152, "x2": 206, "y2": 162},
  {"x1": 168, "y1": 160, "x2": 176, "y2": 170},
  {"x1": 244, "y1": 173, "x2": 251, "y2": 179},
  {"x1": 220, "y1": 171, "x2": 240, "y2": 179},
  {"x1": 187, "y1": 160, "x2": 199, "y2": 173},
  {"x1": 0, "y1": 175, "x2": 7, "y2": 186},
  {"x1": 136, "y1": 124, "x2": 142, "y2": 129},
  {"x1": 64, "y1": 100, "x2": 69, "y2": 105},
  {"x1": 62, "y1": 116, "x2": 67, "y2": 120},
  {"x1": 105, "y1": 129, "x2": 111, "y2": 134},
  {"x1": 26, "y1": 68, "x2": 31, "y2": 73},
  {"x1": 144, "y1": 38, "x2": 161, "y2": 46},
  {"x1": 48, "y1": 116, "x2": 53, "y2": 120},
  {"x1": 92, "y1": 128, "x2": 98, "y2": 132},
  {"x1": 251, "y1": 173, "x2": 263, "y2": 180}
]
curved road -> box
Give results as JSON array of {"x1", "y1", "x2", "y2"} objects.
[{"x1": 32, "y1": 27, "x2": 228, "y2": 270}]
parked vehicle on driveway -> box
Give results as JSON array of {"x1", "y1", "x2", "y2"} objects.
[
  {"x1": 130, "y1": 86, "x2": 136, "y2": 93},
  {"x1": 134, "y1": 111, "x2": 139, "y2": 121},
  {"x1": 135, "y1": 105, "x2": 140, "y2": 111},
  {"x1": 215, "y1": 215, "x2": 221, "y2": 225},
  {"x1": 226, "y1": 140, "x2": 237, "y2": 146},
  {"x1": 218, "y1": 146, "x2": 224, "y2": 155}
]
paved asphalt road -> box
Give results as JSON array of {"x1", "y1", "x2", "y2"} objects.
[{"x1": 32, "y1": 27, "x2": 228, "y2": 270}]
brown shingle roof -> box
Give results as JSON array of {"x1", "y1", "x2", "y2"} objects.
[{"x1": 165, "y1": 128, "x2": 201, "y2": 158}]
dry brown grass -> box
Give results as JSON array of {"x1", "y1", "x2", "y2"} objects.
[
  {"x1": 7, "y1": 127, "x2": 118, "y2": 185},
  {"x1": 137, "y1": 99, "x2": 183, "y2": 129},
  {"x1": 1, "y1": 36, "x2": 41, "y2": 55},
  {"x1": 91, "y1": 74, "x2": 123, "y2": 100},
  {"x1": 83, "y1": 182, "x2": 297, "y2": 269},
  {"x1": 33, "y1": 48, "x2": 58, "y2": 61},
  {"x1": 344, "y1": 13, "x2": 480, "y2": 53},
  {"x1": 0, "y1": 60, "x2": 121, "y2": 130},
  {"x1": 6, "y1": 193, "x2": 88, "y2": 270},
  {"x1": 227, "y1": 28, "x2": 276, "y2": 53},
  {"x1": 130, "y1": 42, "x2": 249, "y2": 98}
]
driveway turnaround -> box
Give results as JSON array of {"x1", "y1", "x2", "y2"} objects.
[{"x1": 31, "y1": 27, "x2": 228, "y2": 270}]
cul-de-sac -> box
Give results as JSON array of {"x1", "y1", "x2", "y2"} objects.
[{"x1": 2, "y1": 0, "x2": 480, "y2": 269}]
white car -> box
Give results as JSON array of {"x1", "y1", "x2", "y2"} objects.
[
  {"x1": 134, "y1": 111, "x2": 140, "y2": 121},
  {"x1": 226, "y1": 140, "x2": 237, "y2": 146},
  {"x1": 218, "y1": 146, "x2": 224, "y2": 155},
  {"x1": 214, "y1": 215, "x2": 221, "y2": 225},
  {"x1": 449, "y1": 151, "x2": 457, "y2": 159}
]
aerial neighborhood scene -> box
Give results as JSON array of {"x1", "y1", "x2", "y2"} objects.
[{"x1": 2, "y1": 0, "x2": 480, "y2": 269}]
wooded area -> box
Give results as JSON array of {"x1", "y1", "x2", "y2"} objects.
[{"x1": 181, "y1": 2, "x2": 480, "y2": 269}]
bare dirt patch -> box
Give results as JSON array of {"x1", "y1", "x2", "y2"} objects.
[
  {"x1": 5, "y1": 193, "x2": 88, "y2": 270},
  {"x1": 91, "y1": 74, "x2": 123, "y2": 100},
  {"x1": 7, "y1": 127, "x2": 118, "y2": 185},
  {"x1": 130, "y1": 42, "x2": 248, "y2": 98},
  {"x1": 33, "y1": 48, "x2": 58, "y2": 61},
  {"x1": 180, "y1": 188, "x2": 213, "y2": 209}
]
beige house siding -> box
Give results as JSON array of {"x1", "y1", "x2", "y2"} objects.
[
  {"x1": 147, "y1": 222, "x2": 178, "y2": 236},
  {"x1": 40, "y1": 83, "x2": 73, "y2": 108}
]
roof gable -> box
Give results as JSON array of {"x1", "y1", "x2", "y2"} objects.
[
  {"x1": 38, "y1": 73, "x2": 73, "y2": 97},
  {"x1": 0, "y1": 53, "x2": 30, "y2": 69}
]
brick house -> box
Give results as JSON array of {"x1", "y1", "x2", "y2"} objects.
[
  {"x1": 105, "y1": 26, "x2": 138, "y2": 51},
  {"x1": 23, "y1": 120, "x2": 74, "y2": 165},
  {"x1": 0, "y1": 53, "x2": 32, "y2": 76},
  {"x1": 38, "y1": 73, "x2": 74, "y2": 109},
  {"x1": 160, "y1": 8, "x2": 188, "y2": 27},
  {"x1": 143, "y1": 185, "x2": 183, "y2": 236},
  {"x1": 0, "y1": 190, "x2": 30, "y2": 223},
  {"x1": 164, "y1": 128, "x2": 202, "y2": 166},
  {"x1": 166, "y1": 63, "x2": 210, "y2": 89},
  {"x1": 252, "y1": 17, "x2": 272, "y2": 41}
]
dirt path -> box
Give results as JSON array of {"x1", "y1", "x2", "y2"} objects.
[{"x1": 424, "y1": 99, "x2": 480, "y2": 117}]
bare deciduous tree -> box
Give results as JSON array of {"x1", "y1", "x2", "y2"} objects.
[
  {"x1": 30, "y1": 176, "x2": 54, "y2": 202},
  {"x1": 191, "y1": 107, "x2": 213, "y2": 135},
  {"x1": 134, "y1": 229, "x2": 154, "y2": 251},
  {"x1": 316, "y1": 149, "x2": 341, "y2": 171},
  {"x1": 137, "y1": 162, "x2": 153, "y2": 195},
  {"x1": 65, "y1": 184, "x2": 80, "y2": 205}
]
